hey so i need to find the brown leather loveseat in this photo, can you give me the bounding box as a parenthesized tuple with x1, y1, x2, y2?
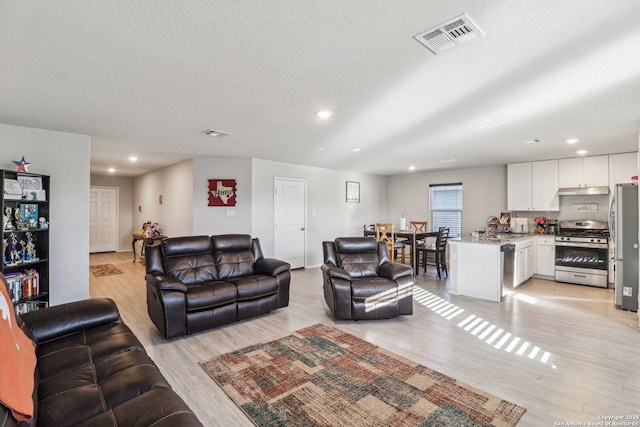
(0, 273, 202, 427)
(322, 237, 414, 320)
(145, 234, 291, 339)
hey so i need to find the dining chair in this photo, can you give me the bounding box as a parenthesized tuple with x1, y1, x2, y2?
(418, 227, 450, 279)
(410, 221, 428, 245)
(375, 223, 406, 263)
(401, 220, 428, 264)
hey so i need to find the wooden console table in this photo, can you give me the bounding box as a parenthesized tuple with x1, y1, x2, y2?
(132, 234, 167, 262)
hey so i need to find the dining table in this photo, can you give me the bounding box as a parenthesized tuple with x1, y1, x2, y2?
(364, 228, 438, 275)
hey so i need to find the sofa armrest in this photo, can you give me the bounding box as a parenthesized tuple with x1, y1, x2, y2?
(378, 263, 413, 280)
(145, 273, 188, 292)
(321, 264, 351, 281)
(254, 258, 290, 276)
(20, 298, 121, 344)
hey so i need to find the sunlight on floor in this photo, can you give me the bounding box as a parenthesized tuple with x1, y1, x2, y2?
(413, 286, 555, 368)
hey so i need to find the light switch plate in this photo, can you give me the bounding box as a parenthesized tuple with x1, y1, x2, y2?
(226, 210, 235, 217)
(623, 286, 633, 297)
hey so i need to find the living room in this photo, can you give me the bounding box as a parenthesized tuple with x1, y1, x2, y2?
(2, 1, 640, 426)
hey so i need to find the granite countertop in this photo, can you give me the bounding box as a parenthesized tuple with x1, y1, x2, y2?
(454, 233, 539, 245)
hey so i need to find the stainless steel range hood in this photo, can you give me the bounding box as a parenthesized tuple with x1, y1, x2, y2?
(557, 186, 610, 196)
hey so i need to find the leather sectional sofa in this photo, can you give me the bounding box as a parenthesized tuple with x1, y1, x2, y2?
(0, 275, 202, 427)
(322, 237, 414, 320)
(145, 234, 291, 339)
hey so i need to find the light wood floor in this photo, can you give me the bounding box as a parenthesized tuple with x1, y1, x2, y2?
(89, 252, 640, 426)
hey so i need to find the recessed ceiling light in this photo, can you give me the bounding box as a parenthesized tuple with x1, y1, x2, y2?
(316, 110, 333, 119)
(479, 123, 500, 130)
(577, 150, 588, 155)
(565, 138, 579, 144)
(524, 139, 541, 144)
(439, 158, 457, 163)
(128, 156, 138, 162)
(353, 148, 361, 152)
(409, 166, 416, 171)
(108, 167, 116, 173)
(201, 129, 231, 138)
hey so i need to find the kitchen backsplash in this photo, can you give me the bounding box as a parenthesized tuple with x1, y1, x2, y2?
(513, 194, 610, 225)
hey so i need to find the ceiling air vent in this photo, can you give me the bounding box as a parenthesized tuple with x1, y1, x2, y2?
(414, 13, 484, 55)
(201, 129, 230, 138)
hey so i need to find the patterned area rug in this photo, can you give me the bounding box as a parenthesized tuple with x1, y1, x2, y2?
(200, 323, 526, 426)
(89, 264, 123, 277)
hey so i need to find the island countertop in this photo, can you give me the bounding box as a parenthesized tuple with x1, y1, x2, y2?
(454, 233, 539, 245)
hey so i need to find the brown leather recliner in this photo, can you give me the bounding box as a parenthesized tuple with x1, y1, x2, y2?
(145, 234, 291, 338)
(321, 237, 414, 320)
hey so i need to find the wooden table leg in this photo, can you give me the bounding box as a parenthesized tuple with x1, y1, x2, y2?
(411, 234, 418, 276)
(132, 238, 137, 262)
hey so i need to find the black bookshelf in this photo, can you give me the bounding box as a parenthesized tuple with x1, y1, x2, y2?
(1, 169, 50, 314)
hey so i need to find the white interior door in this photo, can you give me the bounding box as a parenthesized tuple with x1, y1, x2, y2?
(89, 187, 118, 253)
(274, 178, 306, 269)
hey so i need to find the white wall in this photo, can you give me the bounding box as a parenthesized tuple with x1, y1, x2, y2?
(252, 159, 387, 267)
(133, 160, 193, 237)
(0, 124, 90, 305)
(90, 174, 134, 251)
(386, 165, 507, 237)
(192, 157, 252, 235)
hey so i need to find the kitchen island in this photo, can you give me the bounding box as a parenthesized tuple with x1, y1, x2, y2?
(449, 234, 535, 302)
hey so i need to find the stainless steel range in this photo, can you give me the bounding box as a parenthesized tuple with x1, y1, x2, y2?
(555, 220, 609, 287)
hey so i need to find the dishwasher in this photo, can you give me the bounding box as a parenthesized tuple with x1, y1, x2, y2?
(501, 244, 515, 290)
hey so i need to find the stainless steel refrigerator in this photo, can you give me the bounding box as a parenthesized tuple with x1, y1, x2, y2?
(611, 183, 639, 311)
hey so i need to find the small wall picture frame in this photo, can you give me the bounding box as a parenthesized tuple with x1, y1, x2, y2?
(346, 181, 360, 203)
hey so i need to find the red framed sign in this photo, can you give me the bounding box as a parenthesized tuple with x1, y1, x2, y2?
(208, 179, 237, 206)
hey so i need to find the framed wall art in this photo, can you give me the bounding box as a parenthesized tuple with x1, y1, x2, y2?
(208, 179, 237, 206)
(346, 181, 360, 203)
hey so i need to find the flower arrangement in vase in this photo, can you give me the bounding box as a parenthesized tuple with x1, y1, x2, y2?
(534, 216, 548, 234)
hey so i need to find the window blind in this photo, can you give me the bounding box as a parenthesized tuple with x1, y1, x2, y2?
(429, 183, 462, 237)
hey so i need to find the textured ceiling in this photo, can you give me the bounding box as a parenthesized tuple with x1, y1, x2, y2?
(1, 1, 639, 177)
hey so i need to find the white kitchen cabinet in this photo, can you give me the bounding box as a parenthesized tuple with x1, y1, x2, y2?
(507, 162, 532, 211)
(609, 152, 638, 192)
(507, 160, 558, 211)
(559, 155, 609, 188)
(514, 238, 534, 287)
(534, 236, 555, 278)
(531, 160, 559, 210)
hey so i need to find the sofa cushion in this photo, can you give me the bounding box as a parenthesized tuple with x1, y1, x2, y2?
(227, 275, 279, 301)
(36, 322, 144, 383)
(185, 281, 237, 311)
(211, 235, 255, 279)
(161, 235, 212, 257)
(37, 350, 171, 427)
(71, 387, 202, 427)
(337, 252, 380, 279)
(334, 237, 380, 279)
(350, 278, 397, 301)
(164, 254, 218, 285)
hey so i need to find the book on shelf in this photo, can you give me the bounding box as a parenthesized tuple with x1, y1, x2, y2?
(14, 300, 47, 315)
(4, 269, 40, 302)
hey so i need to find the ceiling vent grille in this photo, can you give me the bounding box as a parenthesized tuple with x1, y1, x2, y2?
(201, 129, 231, 138)
(414, 13, 484, 55)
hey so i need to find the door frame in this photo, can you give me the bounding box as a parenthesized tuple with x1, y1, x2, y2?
(89, 186, 119, 253)
(273, 177, 307, 268)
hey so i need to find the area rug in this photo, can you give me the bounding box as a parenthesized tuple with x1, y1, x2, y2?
(89, 264, 123, 277)
(200, 323, 526, 427)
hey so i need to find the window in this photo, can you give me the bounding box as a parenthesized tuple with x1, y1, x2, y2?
(429, 183, 462, 237)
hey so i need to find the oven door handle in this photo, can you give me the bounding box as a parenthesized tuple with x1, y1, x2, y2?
(555, 241, 608, 249)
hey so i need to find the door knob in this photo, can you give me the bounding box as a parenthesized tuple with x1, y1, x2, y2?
(301, 227, 305, 231)
(634, 243, 639, 249)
